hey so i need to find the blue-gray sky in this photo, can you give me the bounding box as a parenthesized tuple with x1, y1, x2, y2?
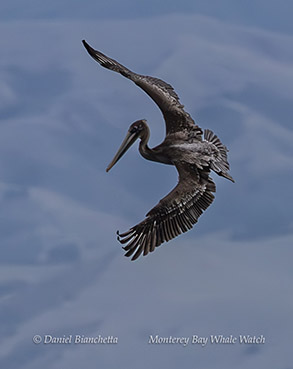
(0, 1, 292, 368)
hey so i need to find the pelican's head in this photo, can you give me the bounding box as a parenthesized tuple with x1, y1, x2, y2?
(106, 119, 148, 172)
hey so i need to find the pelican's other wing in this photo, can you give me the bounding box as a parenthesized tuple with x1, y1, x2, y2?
(82, 40, 199, 135)
(117, 163, 215, 261)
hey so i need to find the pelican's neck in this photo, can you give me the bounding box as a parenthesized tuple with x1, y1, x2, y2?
(139, 141, 153, 160)
(138, 123, 171, 164)
(138, 125, 153, 161)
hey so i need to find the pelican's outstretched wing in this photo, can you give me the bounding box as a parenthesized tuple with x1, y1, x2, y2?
(117, 163, 216, 261)
(82, 40, 200, 136)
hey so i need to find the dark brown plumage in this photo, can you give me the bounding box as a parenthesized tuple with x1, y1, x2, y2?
(82, 40, 234, 261)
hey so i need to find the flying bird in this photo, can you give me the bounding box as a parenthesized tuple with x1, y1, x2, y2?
(82, 40, 234, 261)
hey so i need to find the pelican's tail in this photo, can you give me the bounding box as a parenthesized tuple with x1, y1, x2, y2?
(204, 129, 235, 183)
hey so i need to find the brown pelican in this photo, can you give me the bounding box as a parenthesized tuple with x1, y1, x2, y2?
(82, 40, 234, 261)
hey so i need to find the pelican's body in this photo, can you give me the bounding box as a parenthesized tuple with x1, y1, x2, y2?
(83, 40, 234, 260)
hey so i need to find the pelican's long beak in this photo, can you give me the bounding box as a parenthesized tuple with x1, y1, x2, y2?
(106, 130, 139, 172)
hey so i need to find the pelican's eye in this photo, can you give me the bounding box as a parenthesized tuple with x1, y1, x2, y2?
(130, 124, 143, 134)
(129, 126, 138, 133)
